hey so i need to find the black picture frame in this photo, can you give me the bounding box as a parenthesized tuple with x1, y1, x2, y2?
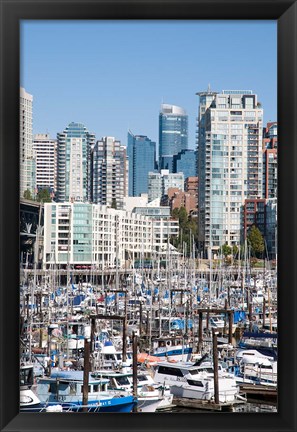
(0, 1, 296, 431)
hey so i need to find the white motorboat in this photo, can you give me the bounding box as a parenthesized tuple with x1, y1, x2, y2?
(235, 349, 277, 387)
(93, 370, 172, 412)
(153, 361, 240, 403)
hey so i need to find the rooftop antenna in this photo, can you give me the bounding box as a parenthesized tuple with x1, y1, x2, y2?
(207, 83, 211, 93)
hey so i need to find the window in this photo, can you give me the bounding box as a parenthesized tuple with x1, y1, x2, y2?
(157, 366, 184, 377)
(187, 379, 204, 387)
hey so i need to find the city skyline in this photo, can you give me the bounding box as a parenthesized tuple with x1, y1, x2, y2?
(21, 21, 277, 148)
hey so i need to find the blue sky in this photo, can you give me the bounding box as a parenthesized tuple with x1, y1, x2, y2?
(21, 20, 277, 149)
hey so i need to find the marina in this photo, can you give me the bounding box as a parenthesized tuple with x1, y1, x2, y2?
(20, 257, 278, 413)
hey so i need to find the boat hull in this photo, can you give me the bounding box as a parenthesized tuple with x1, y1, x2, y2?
(21, 396, 136, 413)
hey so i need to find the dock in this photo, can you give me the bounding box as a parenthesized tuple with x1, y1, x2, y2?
(239, 384, 277, 402)
(172, 397, 246, 412)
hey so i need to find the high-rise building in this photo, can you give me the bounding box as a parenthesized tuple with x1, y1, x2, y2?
(20, 87, 35, 198)
(33, 134, 57, 194)
(262, 122, 277, 199)
(197, 89, 263, 257)
(173, 149, 197, 179)
(148, 169, 184, 202)
(127, 131, 156, 196)
(159, 104, 188, 172)
(92, 136, 128, 209)
(265, 198, 277, 259)
(57, 122, 95, 203)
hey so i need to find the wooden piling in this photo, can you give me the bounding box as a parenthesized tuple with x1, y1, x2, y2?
(249, 303, 253, 332)
(228, 312, 233, 344)
(82, 337, 90, 412)
(90, 318, 96, 360)
(132, 332, 138, 413)
(206, 311, 209, 330)
(198, 312, 203, 352)
(263, 300, 266, 328)
(212, 329, 219, 405)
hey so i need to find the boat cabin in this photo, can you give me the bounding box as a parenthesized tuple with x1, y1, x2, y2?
(20, 364, 34, 389)
(37, 371, 109, 403)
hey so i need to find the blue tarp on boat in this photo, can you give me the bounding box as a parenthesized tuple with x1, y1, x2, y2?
(233, 310, 246, 323)
(73, 294, 85, 306)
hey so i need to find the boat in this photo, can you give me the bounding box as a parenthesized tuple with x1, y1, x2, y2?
(92, 369, 172, 412)
(20, 363, 44, 412)
(92, 340, 133, 370)
(238, 332, 278, 360)
(153, 361, 240, 403)
(152, 336, 193, 362)
(36, 370, 136, 412)
(234, 349, 277, 387)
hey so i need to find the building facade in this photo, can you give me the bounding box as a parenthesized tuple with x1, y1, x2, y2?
(127, 131, 156, 197)
(159, 104, 188, 172)
(168, 188, 198, 215)
(43, 202, 178, 268)
(57, 122, 95, 203)
(148, 169, 184, 202)
(20, 87, 35, 198)
(197, 89, 263, 257)
(92, 136, 128, 209)
(265, 198, 277, 259)
(173, 149, 197, 179)
(262, 122, 278, 199)
(33, 134, 57, 194)
(243, 198, 266, 239)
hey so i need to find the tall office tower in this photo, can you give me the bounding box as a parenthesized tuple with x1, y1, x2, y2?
(20, 87, 35, 198)
(92, 136, 128, 209)
(57, 122, 95, 202)
(33, 134, 57, 193)
(159, 103, 188, 172)
(148, 169, 184, 202)
(262, 122, 278, 199)
(127, 131, 156, 196)
(173, 149, 197, 179)
(196, 89, 263, 257)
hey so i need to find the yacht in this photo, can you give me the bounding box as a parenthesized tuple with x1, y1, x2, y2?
(92, 369, 173, 412)
(153, 361, 240, 403)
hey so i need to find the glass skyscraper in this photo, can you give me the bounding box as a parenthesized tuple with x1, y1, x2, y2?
(127, 131, 156, 196)
(159, 104, 188, 172)
(57, 122, 95, 203)
(173, 149, 197, 179)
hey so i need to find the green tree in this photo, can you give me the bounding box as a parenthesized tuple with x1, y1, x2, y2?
(170, 206, 199, 256)
(172, 208, 180, 220)
(247, 225, 265, 258)
(36, 188, 52, 203)
(232, 244, 239, 257)
(178, 206, 188, 229)
(220, 244, 232, 257)
(23, 189, 33, 200)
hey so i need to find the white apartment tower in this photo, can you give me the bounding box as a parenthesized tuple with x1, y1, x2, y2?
(92, 137, 128, 209)
(197, 89, 263, 257)
(57, 122, 95, 202)
(33, 134, 57, 193)
(20, 87, 35, 197)
(148, 169, 184, 202)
